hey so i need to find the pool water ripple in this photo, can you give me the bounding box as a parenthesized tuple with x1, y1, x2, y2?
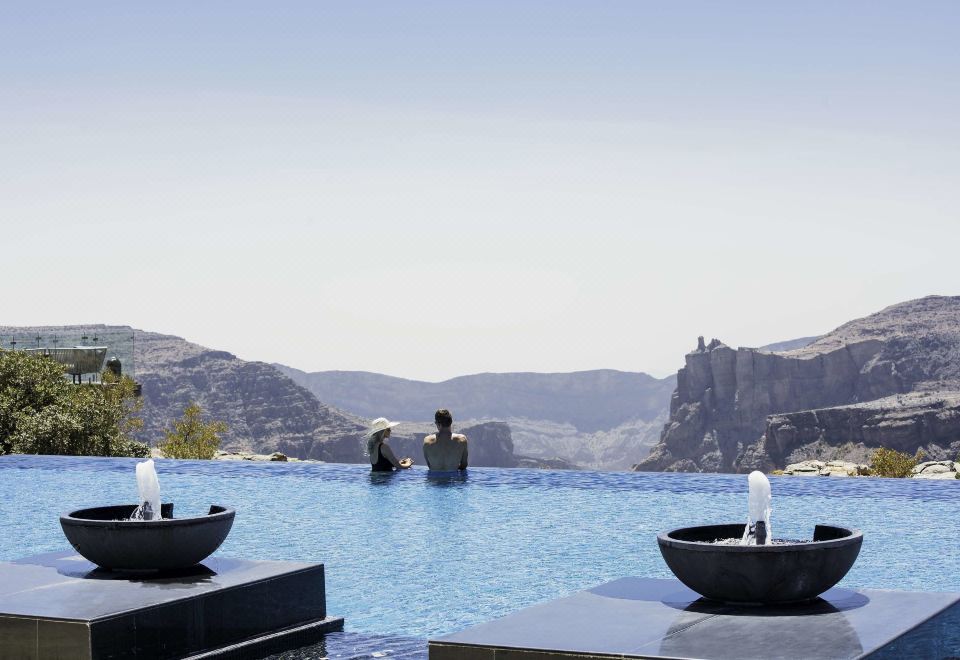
(1, 455, 958, 641)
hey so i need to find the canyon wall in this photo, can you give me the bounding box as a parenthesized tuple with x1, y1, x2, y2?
(635, 296, 960, 473)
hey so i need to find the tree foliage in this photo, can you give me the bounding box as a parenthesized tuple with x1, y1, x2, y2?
(158, 403, 227, 460)
(870, 446, 924, 478)
(0, 350, 148, 457)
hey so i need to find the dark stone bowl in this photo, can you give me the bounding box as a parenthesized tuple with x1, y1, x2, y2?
(657, 523, 862, 605)
(60, 503, 235, 571)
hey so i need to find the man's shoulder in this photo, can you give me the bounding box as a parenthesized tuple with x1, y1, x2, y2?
(423, 434, 437, 445)
(453, 434, 468, 443)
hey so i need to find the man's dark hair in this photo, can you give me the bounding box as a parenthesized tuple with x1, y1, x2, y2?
(434, 408, 453, 428)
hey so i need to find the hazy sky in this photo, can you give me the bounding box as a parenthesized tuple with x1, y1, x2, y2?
(2, 2, 958, 380)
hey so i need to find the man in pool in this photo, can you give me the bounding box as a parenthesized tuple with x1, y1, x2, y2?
(422, 408, 468, 471)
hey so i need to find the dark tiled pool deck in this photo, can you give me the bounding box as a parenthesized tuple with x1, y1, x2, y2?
(430, 577, 960, 659)
(0, 551, 343, 659)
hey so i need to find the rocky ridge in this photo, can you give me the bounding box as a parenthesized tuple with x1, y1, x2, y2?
(636, 296, 960, 473)
(131, 329, 367, 460)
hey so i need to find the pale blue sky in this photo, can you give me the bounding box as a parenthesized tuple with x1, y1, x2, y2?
(2, 2, 958, 380)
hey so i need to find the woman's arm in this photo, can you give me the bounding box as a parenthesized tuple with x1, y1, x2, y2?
(379, 443, 411, 469)
(458, 443, 468, 471)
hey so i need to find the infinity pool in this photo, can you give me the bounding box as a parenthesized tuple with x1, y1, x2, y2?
(1, 456, 957, 647)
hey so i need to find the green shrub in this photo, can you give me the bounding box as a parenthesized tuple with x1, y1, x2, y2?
(158, 403, 227, 459)
(118, 439, 151, 458)
(870, 447, 924, 478)
(0, 350, 144, 457)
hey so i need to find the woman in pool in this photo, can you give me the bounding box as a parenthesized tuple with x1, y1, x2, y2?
(366, 417, 413, 471)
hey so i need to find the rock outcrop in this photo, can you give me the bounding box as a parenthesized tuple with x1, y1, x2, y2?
(781, 460, 870, 477)
(779, 458, 960, 479)
(763, 392, 960, 467)
(911, 460, 958, 479)
(636, 296, 960, 473)
(211, 450, 291, 462)
(635, 337, 888, 472)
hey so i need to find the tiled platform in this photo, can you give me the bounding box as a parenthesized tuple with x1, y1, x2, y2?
(430, 577, 960, 659)
(0, 551, 343, 660)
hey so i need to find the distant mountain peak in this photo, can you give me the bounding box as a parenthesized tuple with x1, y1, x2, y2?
(272, 365, 675, 433)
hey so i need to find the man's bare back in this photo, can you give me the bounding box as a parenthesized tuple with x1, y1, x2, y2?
(423, 409, 468, 471)
(423, 430, 468, 471)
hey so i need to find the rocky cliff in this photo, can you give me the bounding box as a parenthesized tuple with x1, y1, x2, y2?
(636, 296, 960, 473)
(131, 329, 367, 460)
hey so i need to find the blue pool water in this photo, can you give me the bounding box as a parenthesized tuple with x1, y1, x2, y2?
(1, 455, 957, 642)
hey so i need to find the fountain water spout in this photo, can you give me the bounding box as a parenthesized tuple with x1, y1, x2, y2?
(132, 460, 162, 521)
(741, 470, 772, 545)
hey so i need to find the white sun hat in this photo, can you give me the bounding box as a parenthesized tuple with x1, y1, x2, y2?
(367, 417, 400, 437)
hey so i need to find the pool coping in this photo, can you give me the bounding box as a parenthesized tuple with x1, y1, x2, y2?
(429, 576, 960, 659)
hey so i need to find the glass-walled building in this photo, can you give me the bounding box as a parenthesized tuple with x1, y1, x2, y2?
(0, 326, 136, 383)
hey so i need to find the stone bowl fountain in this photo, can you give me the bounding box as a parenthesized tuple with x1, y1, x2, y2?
(657, 471, 862, 605)
(657, 522, 863, 604)
(60, 503, 235, 571)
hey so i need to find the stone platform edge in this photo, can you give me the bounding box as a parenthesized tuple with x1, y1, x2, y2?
(186, 616, 344, 659)
(427, 577, 960, 660)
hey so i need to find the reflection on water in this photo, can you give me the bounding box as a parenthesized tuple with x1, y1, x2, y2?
(12, 550, 222, 586)
(658, 592, 866, 659)
(267, 631, 426, 659)
(425, 471, 469, 488)
(368, 469, 469, 488)
(658, 587, 870, 615)
(80, 563, 218, 588)
(368, 471, 399, 486)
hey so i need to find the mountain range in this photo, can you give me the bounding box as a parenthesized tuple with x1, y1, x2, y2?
(5, 294, 958, 473)
(1, 325, 664, 468)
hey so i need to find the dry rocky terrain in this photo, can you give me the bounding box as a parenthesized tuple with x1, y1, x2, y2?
(636, 296, 960, 473)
